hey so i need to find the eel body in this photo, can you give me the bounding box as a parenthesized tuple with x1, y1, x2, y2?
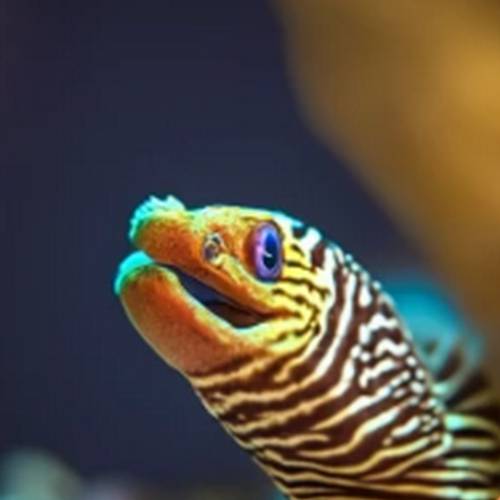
(115, 195, 500, 499)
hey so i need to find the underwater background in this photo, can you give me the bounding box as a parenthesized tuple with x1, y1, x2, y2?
(3, 1, 499, 499)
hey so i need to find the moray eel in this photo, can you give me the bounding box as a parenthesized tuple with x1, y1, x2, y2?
(115, 195, 500, 499)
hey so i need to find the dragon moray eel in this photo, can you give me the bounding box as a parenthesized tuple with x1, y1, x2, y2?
(115, 195, 500, 499)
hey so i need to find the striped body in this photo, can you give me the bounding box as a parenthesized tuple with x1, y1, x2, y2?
(191, 236, 500, 499)
(117, 197, 500, 500)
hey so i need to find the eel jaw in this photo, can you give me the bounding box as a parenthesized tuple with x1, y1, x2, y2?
(115, 252, 266, 376)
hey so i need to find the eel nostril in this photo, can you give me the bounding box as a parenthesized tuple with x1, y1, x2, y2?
(203, 233, 223, 262)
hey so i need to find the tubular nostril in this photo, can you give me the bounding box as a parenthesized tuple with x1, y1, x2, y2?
(162, 195, 185, 211)
(129, 195, 185, 242)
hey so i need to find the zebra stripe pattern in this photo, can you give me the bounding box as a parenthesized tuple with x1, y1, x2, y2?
(189, 224, 500, 500)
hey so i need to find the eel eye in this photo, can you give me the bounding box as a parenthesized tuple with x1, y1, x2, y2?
(252, 223, 282, 281)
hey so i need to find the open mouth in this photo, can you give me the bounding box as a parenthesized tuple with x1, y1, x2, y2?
(116, 251, 263, 329)
(175, 270, 263, 328)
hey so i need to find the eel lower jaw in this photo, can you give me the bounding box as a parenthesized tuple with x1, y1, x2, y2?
(115, 252, 269, 374)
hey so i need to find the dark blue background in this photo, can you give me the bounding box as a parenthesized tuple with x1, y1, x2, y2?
(1, 0, 415, 488)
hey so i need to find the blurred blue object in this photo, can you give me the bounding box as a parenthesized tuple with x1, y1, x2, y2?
(383, 271, 484, 374)
(0, 448, 281, 500)
(0, 449, 82, 500)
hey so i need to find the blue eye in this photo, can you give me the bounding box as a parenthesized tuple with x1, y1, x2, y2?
(252, 223, 282, 281)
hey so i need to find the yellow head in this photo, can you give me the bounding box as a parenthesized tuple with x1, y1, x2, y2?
(115, 195, 336, 377)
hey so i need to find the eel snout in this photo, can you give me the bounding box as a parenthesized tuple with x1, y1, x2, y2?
(115, 196, 265, 376)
